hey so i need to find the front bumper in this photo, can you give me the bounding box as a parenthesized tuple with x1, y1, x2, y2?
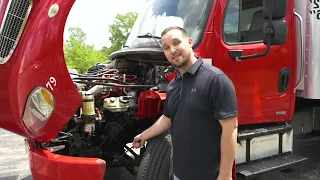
(25, 139, 106, 180)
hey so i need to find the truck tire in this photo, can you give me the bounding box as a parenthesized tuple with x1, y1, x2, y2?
(137, 131, 173, 180)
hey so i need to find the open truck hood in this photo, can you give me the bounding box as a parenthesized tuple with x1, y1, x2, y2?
(0, 0, 82, 142)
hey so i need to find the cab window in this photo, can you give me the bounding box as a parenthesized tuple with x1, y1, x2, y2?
(223, 0, 264, 44)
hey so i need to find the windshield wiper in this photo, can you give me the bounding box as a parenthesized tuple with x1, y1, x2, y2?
(137, 32, 162, 48)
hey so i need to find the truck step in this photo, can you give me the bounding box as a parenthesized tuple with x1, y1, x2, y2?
(236, 153, 308, 180)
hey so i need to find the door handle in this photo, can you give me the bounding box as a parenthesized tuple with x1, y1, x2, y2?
(278, 67, 291, 93)
(229, 50, 243, 62)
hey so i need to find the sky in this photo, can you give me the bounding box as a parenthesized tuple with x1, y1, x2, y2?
(64, 0, 146, 49)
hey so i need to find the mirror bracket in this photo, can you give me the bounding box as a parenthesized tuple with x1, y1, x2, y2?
(265, 27, 274, 37)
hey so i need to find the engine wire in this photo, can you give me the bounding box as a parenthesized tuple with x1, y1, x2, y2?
(73, 80, 156, 89)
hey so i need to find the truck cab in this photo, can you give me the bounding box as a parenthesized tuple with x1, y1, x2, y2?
(111, 0, 309, 178)
(0, 0, 316, 179)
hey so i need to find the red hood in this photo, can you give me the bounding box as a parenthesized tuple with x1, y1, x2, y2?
(0, 0, 82, 142)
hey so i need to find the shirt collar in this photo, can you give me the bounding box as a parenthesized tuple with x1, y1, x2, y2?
(176, 58, 203, 79)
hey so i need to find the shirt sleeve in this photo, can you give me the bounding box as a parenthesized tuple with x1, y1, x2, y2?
(163, 97, 171, 118)
(210, 74, 238, 120)
(162, 87, 171, 118)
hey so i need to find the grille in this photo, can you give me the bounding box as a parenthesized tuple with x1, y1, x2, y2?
(0, 0, 32, 64)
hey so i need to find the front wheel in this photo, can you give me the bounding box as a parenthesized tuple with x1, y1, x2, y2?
(137, 131, 173, 180)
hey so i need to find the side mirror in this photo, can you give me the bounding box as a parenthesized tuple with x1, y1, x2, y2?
(263, 0, 288, 19)
(263, 19, 288, 45)
(229, 0, 288, 61)
(263, 0, 288, 46)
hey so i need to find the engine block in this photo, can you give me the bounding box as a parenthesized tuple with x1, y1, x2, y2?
(104, 96, 137, 113)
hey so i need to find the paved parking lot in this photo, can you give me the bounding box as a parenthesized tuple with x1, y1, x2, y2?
(0, 128, 32, 180)
(0, 128, 320, 180)
(255, 132, 320, 180)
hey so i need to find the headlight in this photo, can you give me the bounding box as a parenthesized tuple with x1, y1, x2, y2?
(22, 87, 55, 134)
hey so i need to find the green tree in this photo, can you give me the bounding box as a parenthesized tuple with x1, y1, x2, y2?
(102, 11, 138, 56)
(64, 12, 138, 72)
(64, 27, 107, 73)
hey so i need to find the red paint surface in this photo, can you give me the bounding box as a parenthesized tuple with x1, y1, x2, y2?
(0, 0, 82, 141)
(138, 90, 166, 119)
(288, 0, 298, 120)
(26, 139, 106, 180)
(206, 0, 295, 125)
(0, 0, 298, 179)
(0, 0, 297, 134)
(165, 72, 176, 82)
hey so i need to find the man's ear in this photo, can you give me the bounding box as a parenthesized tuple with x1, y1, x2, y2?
(188, 38, 193, 47)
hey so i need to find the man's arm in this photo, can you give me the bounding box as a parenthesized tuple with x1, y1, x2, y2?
(133, 114, 171, 148)
(209, 74, 238, 179)
(218, 116, 238, 178)
(142, 114, 172, 140)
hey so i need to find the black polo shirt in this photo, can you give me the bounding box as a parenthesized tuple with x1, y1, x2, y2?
(163, 58, 238, 180)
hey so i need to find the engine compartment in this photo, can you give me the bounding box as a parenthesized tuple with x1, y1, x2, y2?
(38, 58, 176, 169)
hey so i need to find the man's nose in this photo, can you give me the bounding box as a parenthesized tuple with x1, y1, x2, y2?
(170, 46, 176, 53)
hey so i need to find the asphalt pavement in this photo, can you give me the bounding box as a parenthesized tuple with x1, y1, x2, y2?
(0, 128, 32, 180)
(254, 132, 320, 180)
(0, 128, 320, 180)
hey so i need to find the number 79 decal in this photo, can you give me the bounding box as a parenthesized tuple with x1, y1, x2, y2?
(46, 77, 57, 91)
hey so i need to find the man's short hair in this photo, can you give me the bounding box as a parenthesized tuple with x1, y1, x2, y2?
(161, 26, 188, 38)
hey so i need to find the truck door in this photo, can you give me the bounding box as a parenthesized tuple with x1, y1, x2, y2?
(212, 0, 294, 125)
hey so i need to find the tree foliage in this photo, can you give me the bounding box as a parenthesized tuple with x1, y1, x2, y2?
(108, 12, 138, 50)
(64, 11, 138, 73)
(64, 27, 107, 73)
(101, 12, 138, 57)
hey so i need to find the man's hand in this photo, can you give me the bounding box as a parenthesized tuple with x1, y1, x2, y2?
(132, 133, 146, 148)
(132, 114, 171, 149)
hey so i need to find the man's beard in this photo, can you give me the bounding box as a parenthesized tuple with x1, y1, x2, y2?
(172, 52, 190, 68)
(174, 58, 189, 68)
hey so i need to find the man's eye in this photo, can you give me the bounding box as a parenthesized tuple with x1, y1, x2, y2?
(173, 41, 180, 46)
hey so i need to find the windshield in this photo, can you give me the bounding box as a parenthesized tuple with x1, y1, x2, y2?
(125, 0, 214, 48)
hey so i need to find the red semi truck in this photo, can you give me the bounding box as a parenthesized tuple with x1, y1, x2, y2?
(0, 0, 317, 179)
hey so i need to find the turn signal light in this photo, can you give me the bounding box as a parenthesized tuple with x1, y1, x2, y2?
(22, 87, 55, 134)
